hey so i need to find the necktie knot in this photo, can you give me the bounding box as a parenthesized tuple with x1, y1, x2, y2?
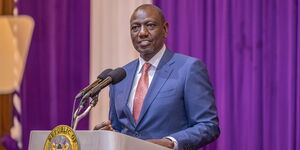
(143, 63, 151, 73)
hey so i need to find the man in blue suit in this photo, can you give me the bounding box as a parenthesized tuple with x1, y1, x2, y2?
(95, 4, 220, 150)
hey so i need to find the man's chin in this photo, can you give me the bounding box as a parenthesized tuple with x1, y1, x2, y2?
(137, 47, 154, 54)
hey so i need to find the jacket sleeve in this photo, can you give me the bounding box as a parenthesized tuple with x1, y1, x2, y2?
(169, 59, 220, 150)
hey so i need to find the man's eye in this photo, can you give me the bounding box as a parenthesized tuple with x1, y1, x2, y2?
(147, 24, 155, 29)
(131, 26, 139, 31)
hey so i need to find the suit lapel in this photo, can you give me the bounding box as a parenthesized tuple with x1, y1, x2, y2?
(136, 49, 175, 126)
(118, 60, 139, 127)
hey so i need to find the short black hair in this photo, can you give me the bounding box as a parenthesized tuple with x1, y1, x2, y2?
(132, 4, 166, 23)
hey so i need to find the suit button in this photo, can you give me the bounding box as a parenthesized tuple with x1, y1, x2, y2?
(134, 132, 139, 136)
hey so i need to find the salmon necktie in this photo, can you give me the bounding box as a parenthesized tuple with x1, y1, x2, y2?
(133, 63, 152, 123)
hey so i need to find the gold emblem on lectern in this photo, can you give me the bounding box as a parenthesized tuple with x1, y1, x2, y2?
(43, 125, 78, 150)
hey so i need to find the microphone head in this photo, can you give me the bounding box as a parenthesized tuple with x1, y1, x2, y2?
(97, 69, 113, 79)
(108, 68, 126, 84)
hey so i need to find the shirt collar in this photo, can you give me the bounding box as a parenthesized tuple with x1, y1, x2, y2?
(137, 44, 166, 73)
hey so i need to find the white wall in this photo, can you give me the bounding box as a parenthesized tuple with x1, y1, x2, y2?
(89, 0, 152, 129)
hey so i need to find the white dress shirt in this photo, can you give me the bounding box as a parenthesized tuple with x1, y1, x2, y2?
(127, 44, 178, 150)
(127, 44, 166, 112)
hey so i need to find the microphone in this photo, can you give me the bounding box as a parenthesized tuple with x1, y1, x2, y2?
(82, 68, 126, 99)
(75, 69, 113, 99)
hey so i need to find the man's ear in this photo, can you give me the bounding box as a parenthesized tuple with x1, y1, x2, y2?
(163, 22, 169, 38)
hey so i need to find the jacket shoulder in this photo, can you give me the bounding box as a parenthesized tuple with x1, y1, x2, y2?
(122, 59, 138, 70)
(172, 52, 205, 67)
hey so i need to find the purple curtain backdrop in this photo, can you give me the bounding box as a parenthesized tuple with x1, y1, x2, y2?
(154, 0, 300, 150)
(18, 0, 90, 149)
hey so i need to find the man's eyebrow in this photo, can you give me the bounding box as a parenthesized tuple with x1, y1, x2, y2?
(130, 22, 140, 26)
(146, 21, 158, 24)
(130, 24, 140, 27)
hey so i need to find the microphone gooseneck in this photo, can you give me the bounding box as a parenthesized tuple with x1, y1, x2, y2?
(72, 67, 126, 130)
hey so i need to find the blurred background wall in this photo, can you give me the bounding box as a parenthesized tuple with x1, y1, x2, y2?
(0, 0, 299, 150)
(17, 0, 90, 149)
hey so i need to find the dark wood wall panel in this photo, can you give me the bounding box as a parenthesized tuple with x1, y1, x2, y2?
(0, 94, 13, 150)
(0, 0, 14, 15)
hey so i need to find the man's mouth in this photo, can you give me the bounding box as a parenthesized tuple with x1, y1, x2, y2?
(139, 40, 151, 47)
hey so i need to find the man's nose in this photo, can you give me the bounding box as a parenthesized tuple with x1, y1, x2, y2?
(138, 25, 149, 38)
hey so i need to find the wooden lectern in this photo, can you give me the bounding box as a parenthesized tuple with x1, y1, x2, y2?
(29, 130, 171, 150)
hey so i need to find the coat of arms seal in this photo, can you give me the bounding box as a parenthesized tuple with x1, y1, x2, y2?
(43, 125, 79, 150)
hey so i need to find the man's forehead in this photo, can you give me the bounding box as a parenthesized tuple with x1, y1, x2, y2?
(130, 7, 162, 23)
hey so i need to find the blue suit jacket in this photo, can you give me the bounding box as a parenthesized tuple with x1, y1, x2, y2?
(109, 49, 220, 150)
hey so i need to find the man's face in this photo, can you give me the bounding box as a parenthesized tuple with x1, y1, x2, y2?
(130, 7, 168, 61)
